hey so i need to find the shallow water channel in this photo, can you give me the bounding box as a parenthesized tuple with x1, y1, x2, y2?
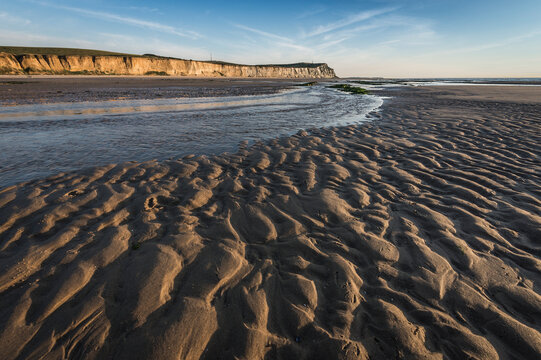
(0, 85, 383, 188)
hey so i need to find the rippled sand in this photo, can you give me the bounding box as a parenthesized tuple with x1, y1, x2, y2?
(0, 86, 540, 359)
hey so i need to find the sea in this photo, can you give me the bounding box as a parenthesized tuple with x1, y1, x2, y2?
(349, 77, 541, 87)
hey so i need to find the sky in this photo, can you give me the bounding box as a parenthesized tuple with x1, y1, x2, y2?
(1, 0, 540, 77)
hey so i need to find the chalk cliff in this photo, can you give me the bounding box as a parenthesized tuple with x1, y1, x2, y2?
(0, 52, 336, 78)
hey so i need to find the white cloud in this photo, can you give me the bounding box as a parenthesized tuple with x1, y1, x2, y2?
(296, 6, 327, 20)
(315, 38, 349, 50)
(0, 12, 31, 25)
(305, 7, 397, 37)
(31, 1, 201, 39)
(232, 24, 311, 52)
(0, 29, 95, 48)
(232, 24, 293, 43)
(96, 33, 209, 59)
(126, 6, 161, 14)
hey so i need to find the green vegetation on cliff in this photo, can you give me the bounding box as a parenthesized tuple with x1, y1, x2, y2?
(0, 46, 337, 77)
(0, 47, 331, 68)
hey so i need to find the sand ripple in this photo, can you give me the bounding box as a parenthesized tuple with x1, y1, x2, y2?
(0, 87, 540, 359)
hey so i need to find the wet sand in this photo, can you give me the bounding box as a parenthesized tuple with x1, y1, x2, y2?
(0, 76, 311, 105)
(0, 85, 540, 359)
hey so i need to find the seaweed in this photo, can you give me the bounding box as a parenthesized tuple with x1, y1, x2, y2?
(297, 81, 318, 86)
(328, 84, 369, 94)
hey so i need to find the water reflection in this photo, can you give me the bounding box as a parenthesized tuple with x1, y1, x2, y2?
(0, 86, 383, 188)
(0, 88, 310, 121)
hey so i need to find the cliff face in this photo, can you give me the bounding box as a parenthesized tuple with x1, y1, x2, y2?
(0, 53, 336, 78)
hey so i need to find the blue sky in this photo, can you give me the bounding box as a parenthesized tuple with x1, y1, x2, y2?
(1, 0, 540, 77)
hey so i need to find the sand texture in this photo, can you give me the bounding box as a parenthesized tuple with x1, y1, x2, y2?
(0, 86, 540, 359)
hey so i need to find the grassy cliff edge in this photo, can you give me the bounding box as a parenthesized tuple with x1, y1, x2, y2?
(0, 46, 337, 78)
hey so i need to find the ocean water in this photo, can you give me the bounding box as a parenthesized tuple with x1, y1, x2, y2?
(407, 78, 541, 86)
(408, 77, 541, 85)
(0, 85, 383, 188)
(349, 77, 541, 88)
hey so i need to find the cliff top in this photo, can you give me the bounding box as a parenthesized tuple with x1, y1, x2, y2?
(0, 46, 329, 68)
(0, 46, 137, 57)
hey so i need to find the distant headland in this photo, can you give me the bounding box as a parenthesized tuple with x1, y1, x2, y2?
(0, 46, 337, 78)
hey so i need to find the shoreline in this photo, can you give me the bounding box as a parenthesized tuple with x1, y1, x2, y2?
(0, 76, 322, 106)
(0, 84, 383, 189)
(0, 85, 540, 359)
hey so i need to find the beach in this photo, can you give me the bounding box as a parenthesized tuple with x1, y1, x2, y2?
(0, 78, 380, 188)
(0, 84, 540, 359)
(0, 76, 300, 105)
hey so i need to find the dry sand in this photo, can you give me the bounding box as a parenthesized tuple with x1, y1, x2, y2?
(0, 85, 540, 359)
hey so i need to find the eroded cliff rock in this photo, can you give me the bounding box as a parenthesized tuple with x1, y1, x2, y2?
(0, 52, 336, 78)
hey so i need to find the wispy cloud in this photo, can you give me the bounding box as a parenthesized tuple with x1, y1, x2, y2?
(96, 33, 209, 59)
(315, 15, 436, 48)
(379, 39, 400, 46)
(0, 11, 31, 25)
(31, 1, 201, 39)
(127, 6, 161, 14)
(296, 6, 327, 20)
(232, 23, 311, 51)
(319, 23, 384, 43)
(275, 42, 311, 51)
(233, 24, 293, 43)
(305, 7, 397, 37)
(0, 29, 95, 48)
(315, 38, 349, 50)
